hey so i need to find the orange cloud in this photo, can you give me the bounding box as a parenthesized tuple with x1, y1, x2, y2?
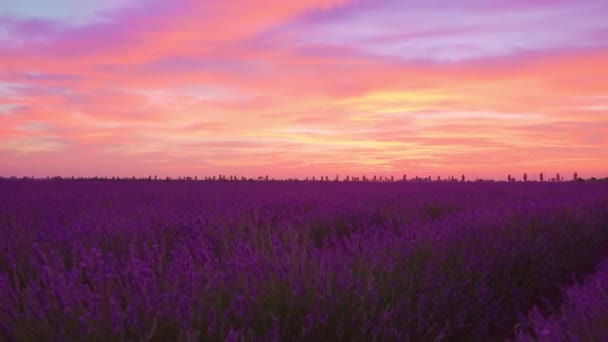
(1, 0, 607, 178)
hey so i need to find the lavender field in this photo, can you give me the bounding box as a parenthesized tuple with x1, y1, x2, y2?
(1, 180, 608, 341)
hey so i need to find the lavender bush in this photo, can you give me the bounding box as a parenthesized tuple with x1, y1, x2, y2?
(1, 180, 607, 340)
(516, 259, 608, 341)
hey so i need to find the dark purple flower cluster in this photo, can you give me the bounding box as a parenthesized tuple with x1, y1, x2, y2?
(1, 180, 607, 340)
(516, 259, 608, 341)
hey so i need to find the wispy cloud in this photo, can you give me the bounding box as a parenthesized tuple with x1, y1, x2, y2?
(1, 0, 607, 178)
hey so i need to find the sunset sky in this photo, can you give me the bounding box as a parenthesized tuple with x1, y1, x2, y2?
(1, 0, 607, 179)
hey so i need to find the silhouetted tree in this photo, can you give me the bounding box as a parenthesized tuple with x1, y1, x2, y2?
(461, 174, 465, 182)
(403, 174, 407, 181)
(508, 174, 511, 182)
(523, 173, 527, 182)
(574, 172, 578, 181)
(540, 172, 544, 182)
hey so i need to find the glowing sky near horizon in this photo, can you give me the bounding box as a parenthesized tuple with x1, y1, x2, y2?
(1, 0, 607, 179)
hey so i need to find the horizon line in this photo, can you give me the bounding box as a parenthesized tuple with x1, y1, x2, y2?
(2, 174, 605, 183)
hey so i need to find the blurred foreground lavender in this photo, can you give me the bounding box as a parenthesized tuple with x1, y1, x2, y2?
(517, 259, 608, 341)
(1, 180, 607, 341)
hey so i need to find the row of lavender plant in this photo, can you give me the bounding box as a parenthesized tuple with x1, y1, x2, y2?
(1, 181, 607, 340)
(516, 258, 608, 341)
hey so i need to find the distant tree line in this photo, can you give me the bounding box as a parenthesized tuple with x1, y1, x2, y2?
(2, 172, 605, 183)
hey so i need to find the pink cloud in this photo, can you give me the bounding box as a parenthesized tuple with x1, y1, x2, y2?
(1, 0, 607, 178)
